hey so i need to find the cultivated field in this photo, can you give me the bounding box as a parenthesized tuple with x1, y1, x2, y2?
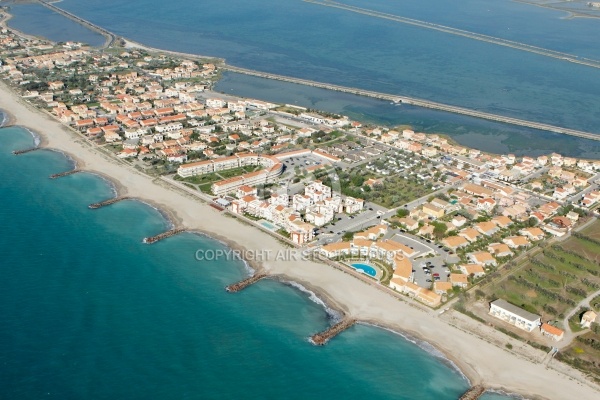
(482, 234, 600, 320)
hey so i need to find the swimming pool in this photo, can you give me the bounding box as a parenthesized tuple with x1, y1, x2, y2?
(351, 263, 377, 277)
(259, 220, 277, 231)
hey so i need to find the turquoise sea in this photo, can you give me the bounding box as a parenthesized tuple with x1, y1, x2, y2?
(0, 124, 519, 398)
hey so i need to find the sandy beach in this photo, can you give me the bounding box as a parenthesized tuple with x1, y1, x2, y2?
(1, 82, 599, 400)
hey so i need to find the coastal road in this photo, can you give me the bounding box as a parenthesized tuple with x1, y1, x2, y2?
(560, 289, 600, 349)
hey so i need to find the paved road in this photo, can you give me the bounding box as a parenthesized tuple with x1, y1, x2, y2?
(560, 289, 600, 349)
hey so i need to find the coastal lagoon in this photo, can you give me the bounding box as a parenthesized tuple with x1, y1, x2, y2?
(5, 2, 105, 47)
(215, 71, 600, 159)
(7, 0, 600, 157)
(0, 125, 518, 399)
(54, 0, 600, 135)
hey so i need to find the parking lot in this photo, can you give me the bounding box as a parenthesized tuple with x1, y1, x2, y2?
(411, 255, 451, 289)
(315, 202, 388, 244)
(281, 154, 328, 172)
(316, 221, 456, 290)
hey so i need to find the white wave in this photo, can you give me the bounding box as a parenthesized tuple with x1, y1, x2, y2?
(21, 127, 41, 147)
(0, 112, 7, 128)
(44, 147, 78, 169)
(134, 199, 175, 230)
(360, 321, 471, 385)
(241, 259, 255, 275)
(183, 230, 254, 275)
(86, 172, 119, 197)
(284, 280, 342, 322)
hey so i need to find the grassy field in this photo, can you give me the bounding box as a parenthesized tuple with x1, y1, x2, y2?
(480, 222, 600, 321)
(365, 175, 434, 208)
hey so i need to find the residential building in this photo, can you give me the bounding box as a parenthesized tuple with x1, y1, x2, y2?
(541, 323, 564, 341)
(581, 311, 597, 328)
(450, 273, 468, 288)
(489, 299, 541, 332)
(459, 264, 486, 278)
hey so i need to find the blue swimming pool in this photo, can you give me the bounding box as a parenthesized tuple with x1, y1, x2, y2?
(351, 263, 377, 277)
(260, 221, 277, 231)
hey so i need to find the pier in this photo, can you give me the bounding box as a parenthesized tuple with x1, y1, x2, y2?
(12, 147, 39, 155)
(88, 196, 131, 209)
(459, 385, 486, 400)
(223, 64, 600, 142)
(37, 0, 116, 48)
(143, 228, 186, 244)
(310, 318, 356, 346)
(49, 169, 80, 179)
(225, 273, 268, 292)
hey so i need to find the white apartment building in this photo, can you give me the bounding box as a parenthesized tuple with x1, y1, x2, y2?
(489, 299, 541, 332)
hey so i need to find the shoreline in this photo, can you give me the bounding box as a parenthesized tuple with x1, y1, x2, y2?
(0, 32, 599, 400)
(1, 84, 599, 399)
(0, 79, 592, 396)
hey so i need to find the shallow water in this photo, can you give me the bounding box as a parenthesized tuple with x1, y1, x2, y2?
(0, 125, 496, 399)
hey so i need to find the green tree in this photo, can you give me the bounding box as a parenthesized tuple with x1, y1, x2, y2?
(431, 221, 447, 239)
(351, 175, 364, 187)
(396, 208, 409, 218)
(527, 217, 538, 227)
(342, 232, 354, 241)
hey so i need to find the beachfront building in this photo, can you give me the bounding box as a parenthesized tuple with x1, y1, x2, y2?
(397, 282, 442, 307)
(540, 323, 564, 342)
(320, 238, 415, 263)
(489, 299, 541, 332)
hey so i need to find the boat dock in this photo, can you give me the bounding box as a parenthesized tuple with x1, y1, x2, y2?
(12, 147, 39, 155)
(310, 318, 356, 346)
(225, 273, 268, 292)
(143, 228, 186, 244)
(49, 169, 81, 179)
(88, 196, 131, 209)
(459, 385, 486, 400)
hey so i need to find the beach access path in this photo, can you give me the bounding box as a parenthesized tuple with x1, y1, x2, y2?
(1, 83, 599, 400)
